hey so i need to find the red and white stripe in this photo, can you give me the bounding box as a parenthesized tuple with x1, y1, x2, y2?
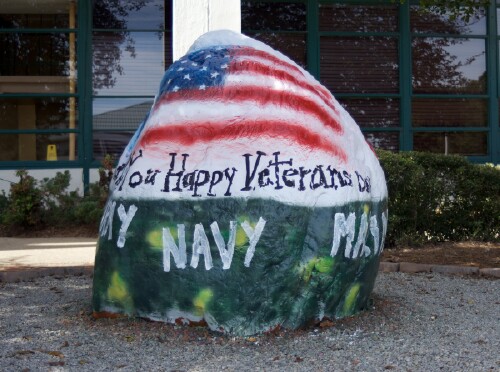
(139, 46, 347, 162)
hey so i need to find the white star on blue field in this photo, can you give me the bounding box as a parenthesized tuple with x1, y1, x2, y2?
(158, 47, 235, 97)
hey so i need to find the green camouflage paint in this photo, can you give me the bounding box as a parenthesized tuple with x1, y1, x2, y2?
(93, 198, 387, 335)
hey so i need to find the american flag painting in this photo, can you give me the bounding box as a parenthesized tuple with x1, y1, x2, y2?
(134, 45, 347, 161)
(113, 31, 387, 205)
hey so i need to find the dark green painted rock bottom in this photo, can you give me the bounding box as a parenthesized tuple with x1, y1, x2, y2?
(93, 198, 387, 335)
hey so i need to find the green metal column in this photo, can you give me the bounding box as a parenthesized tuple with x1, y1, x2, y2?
(489, 2, 500, 164)
(399, 2, 412, 151)
(307, 0, 320, 79)
(78, 1, 93, 193)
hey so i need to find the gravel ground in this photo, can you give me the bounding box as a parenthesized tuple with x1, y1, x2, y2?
(0, 272, 498, 371)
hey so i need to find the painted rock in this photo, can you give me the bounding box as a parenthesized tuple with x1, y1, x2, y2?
(92, 30, 388, 335)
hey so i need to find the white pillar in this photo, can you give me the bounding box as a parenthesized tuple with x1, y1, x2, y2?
(172, 0, 241, 61)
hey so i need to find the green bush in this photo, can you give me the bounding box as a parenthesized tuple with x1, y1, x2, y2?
(3, 170, 43, 227)
(39, 170, 78, 225)
(377, 150, 500, 246)
(0, 191, 9, 221)
(72, 181, 110, 225)
(0, 158, 114, 231)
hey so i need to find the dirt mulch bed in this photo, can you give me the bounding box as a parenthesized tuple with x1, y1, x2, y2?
(382, 241, 500, 269)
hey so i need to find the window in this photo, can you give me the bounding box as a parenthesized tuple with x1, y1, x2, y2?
(318, 2, 400, 148)
(0, 0, 79, 162)
(319, 36, 399, 94)
(0, 1, 498, 173)
(92, 0, 172, 161)
(241, 1, 498, 161)
(410, 4, 488, 156)
(241, 1, 307, 68)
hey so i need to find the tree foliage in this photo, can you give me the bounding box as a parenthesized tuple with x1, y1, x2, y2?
(0, 1, 149, 91)
(415, 0, 490, 22)
(91, 0, 149, 91)
(410, 4, 487, 95)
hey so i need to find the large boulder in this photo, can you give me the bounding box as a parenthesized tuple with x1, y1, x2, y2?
(92, 30, 388, 335)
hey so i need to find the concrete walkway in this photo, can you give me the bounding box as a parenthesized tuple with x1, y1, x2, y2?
(0, 237, 498, 282)
(0, 237, 96, 282)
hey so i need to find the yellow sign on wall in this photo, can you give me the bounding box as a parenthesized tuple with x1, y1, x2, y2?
(47, 144, 57, 161)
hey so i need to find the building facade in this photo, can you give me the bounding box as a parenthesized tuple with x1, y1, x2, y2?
(1, 0, 499, 191)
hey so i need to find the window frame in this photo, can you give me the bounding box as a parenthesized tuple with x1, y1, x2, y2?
(0, 14, 83, 167)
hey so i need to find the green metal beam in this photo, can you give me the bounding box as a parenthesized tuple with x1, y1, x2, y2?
(490, 2, 500, 164)
(79, 0, 93, 193)
(307, 0, 320, 79)
(399, 2, 412, 151)
(0, 129, 79, 135)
